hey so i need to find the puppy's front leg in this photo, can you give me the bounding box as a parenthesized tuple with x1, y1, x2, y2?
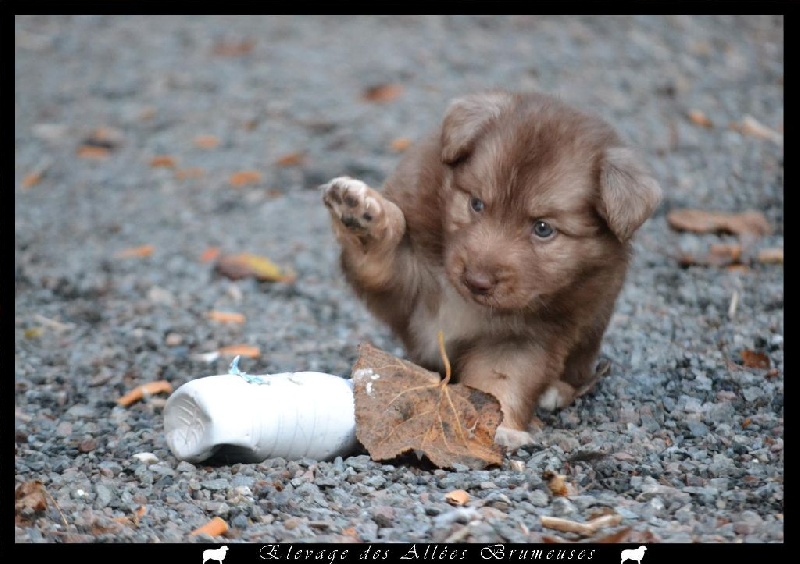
(321, 176, 406, 291)
(457, 344, 560, 451)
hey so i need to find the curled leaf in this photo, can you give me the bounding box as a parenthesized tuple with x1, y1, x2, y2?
(115, 244, 155, 259)
(193, 135, 220, 149)
(150, 155, 177, 168)
(362, 83, 404, 103)
(275, 151, 306, 166)
(667, 208, 772, 236)
(117, 380, 174, 406)
(217, 344, 260, 358)
(207, 311, 246, 324)
(215, 252, 296, 283)
(229, 170, 263, 187)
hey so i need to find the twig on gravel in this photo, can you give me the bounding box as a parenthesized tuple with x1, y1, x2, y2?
(540, 514, 623, 536)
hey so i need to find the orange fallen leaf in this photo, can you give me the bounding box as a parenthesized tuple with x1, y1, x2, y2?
(667, 208, 772, 236)
(275, 151, 306, 166)
(200, 246, 221, 262)
(742, 417, 752, 429)
(175, 167, 206, 180)
(190, 516, 229, 536)
(150, 155, 177, 168)
(117, 380, 174, 406)
(362, 83, 404, 103)
(351, 341, 504, 470)
(229, 170, 263, 187)
(22, 171, 43, 189)
(758, 247, 783, 264)
(212, 39, 255, 57)
(445, 489, 470, 506)
(218, 344, 261, 358)
(688, 109, 713, 128)
(115, 244, 155, 259)
(193, 134, 220, 149)
(390, 137, 412, 152)
(215, 252, 296, 283)
(740, 350, 770, 369)
(207, 311, 246, 324)
(77, 145, 111, 159)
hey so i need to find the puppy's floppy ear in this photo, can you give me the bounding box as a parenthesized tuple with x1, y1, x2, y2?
(598, 147, 663, 242)
(441, 92, 513, 165)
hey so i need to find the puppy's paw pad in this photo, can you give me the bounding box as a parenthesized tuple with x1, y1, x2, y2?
(494, 426, 535, 451)
(321, 176, 383, 234)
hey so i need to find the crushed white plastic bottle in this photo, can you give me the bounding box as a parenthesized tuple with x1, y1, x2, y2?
(163, 357, 358, 463)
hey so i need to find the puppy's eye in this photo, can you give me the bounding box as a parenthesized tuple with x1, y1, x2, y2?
(470, 197, 485, 213)
(532, 220, 555, 239)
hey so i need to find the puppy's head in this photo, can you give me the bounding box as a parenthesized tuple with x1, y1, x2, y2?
(439, 91, 662, 310)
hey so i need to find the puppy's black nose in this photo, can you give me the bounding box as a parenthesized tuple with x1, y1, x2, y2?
(463, 270, 495, 295)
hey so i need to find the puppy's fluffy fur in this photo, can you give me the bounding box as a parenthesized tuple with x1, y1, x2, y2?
(323, 91, 662, 448)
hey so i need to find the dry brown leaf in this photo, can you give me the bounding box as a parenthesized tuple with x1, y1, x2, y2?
(362, 83, 404, 103)
(740, 349, 771, 369)
(229, 170, 263, 186)
(542, 470, 575, 497)
(212, 39, 255, 57)
(200, 246, 221, 263)
(190, 516, 229, 536)
(758, 247, 783, 264)
(150, 155, 177, 168)
(218, 344, 261, 359)
(352, 342, 503, 470)
(15, 480, 48, 514)
(193, 135, 220, 149)
(667, 208, 772, 236)
(115, 244, 155, 259)
(207, 310, 246, 324)
(445, 489, 470, 506)
(688, 109, 713, 128)
(390, 137, 412, 152)
(742, 417, 752, 429)
(83, 126, 124, 149)
(175, 167, 206, 180)
(275, 151, 306, 166)
(215, 252, 296, 282)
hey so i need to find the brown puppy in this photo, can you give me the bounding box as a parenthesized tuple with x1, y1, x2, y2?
(322, 91, 662, 449)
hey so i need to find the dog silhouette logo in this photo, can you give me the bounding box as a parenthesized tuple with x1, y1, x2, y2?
(203, 546, 229, 564)
(620, 546, 646, 564)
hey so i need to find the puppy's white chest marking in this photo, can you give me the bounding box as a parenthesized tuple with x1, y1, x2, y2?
(410, 279, 487, 367)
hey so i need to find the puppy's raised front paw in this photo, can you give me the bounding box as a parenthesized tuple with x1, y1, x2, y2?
(321, 176, 387, 240)
(494, 425, 535, 451)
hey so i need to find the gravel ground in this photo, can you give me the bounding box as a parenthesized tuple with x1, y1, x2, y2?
(15, 15, 783, 543)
